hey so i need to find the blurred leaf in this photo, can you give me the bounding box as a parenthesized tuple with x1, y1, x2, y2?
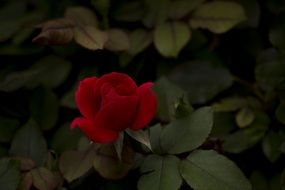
(168, 0, 205, 19)
(126, 129, 152, 151)
(169, 61, 233, 104)
(190, 1, 247, 33)
(138, 155, 182, 190)
(154, 21, 191, 57)
(143, 0, 170, 28)
(33, 18, 75, 45)
(31, 167, 61, 190)
(51, 123, 82, 153)
(18, 172, 33, 190)
(0, 69, 41, 92)
(262, 131, 284, 163)
(265, 0, 285, 14)
(276, 101, 285, 125)
(128, 29, 152, 55)
(269, 16, 285, 54)
(152, 77, 191, 121)
(212, 97, 246, 112)
(238, 0, 260, 28)
(59, 144, 97, 182)
(0, 146, 7, 157)
(10, 119, 48, 166)
(0, 158, 20, 190)
(113, 1, 145, 22)
(27, 55, 72, 88)
(0, 116, 19, 142)
(29, 87, 59, 130)
(160, 107, 213, 154)
(255, 50, 285, 91)
(235, 107, 255, 128)
(250, 171, 269, 190)
(223, 111, 269, 153)
(64, 6, 98, 27)
(180, 150, 252, 190)
(93, 144, 135, 180)
(0, 2, 26, 42)
(10, 157, 36, 171)
(92, 0, 110, 17)
(73, 26, 108, 50)
(211, 112, 235, 138)
(104, 29, 130, 51)
(61, 85, 76, 109)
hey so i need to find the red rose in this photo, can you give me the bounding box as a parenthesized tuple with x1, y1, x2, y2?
(71, 72, 157, 143)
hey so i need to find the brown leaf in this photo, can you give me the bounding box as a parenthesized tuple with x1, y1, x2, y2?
(31, 167, 60, 190)
(104, 29, 130, 51)
(64, 6, 98, 27)
(32, 18, 75, 45)
(73, 25, 108, 50)
(18, 172, 33, 190)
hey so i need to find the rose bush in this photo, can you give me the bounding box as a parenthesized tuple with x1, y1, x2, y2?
(71, 72, 157, 143)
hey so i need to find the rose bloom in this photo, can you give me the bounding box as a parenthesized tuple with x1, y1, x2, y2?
(71, 72, 157, 143)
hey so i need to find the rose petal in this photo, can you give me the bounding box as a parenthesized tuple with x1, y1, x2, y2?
(95, 72, 137, 96)
(75, 77, 100, 121)
(131, 82, 157, 130)
(95, 89, 138, 132)
(71, 117, 118, 143)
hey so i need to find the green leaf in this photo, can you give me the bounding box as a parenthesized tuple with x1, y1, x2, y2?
(262, 131, 284, 163)
(169, 61, 233, 104)
(0, 116, 19, 142)
(265, 0, 285, 14)
(180, 150, 252, 190)
(250, 171, 269, 190)
(128, 29, 152, 55)
(113, 132, 124, 161)
(27, 55, 72, 88)
(211, 112, 235, 138)
(152, 77, 191, 121)
(190, 1, 247, 33)
(10, 119, 48, 166)
(61, 87, 76, 109)
(276, 101, 285, 125)
(93, 144, 135, 180)
(149, 124, 164, 154)
(59, 144, 98, 182)
(104, 29, 130, 51)
(255, 49, 285, 91)
(0, 158, 20, 190)
(138, 155, 182, 190)
(29, 87, 59, 130)
(235, 107, 255, 128)
(50, 123, 82, 153)
(223, 111, 269, 153)
(113, 1, 145, 22)
(0, 2, 26, 42)
(168, 0, 206, 19)
(160, 107, 213, 154)
(126, 129, 152, 151)
(154, 21, 191, 57)
(143, 0, 170, 28)
(270, 17, 285, 54)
